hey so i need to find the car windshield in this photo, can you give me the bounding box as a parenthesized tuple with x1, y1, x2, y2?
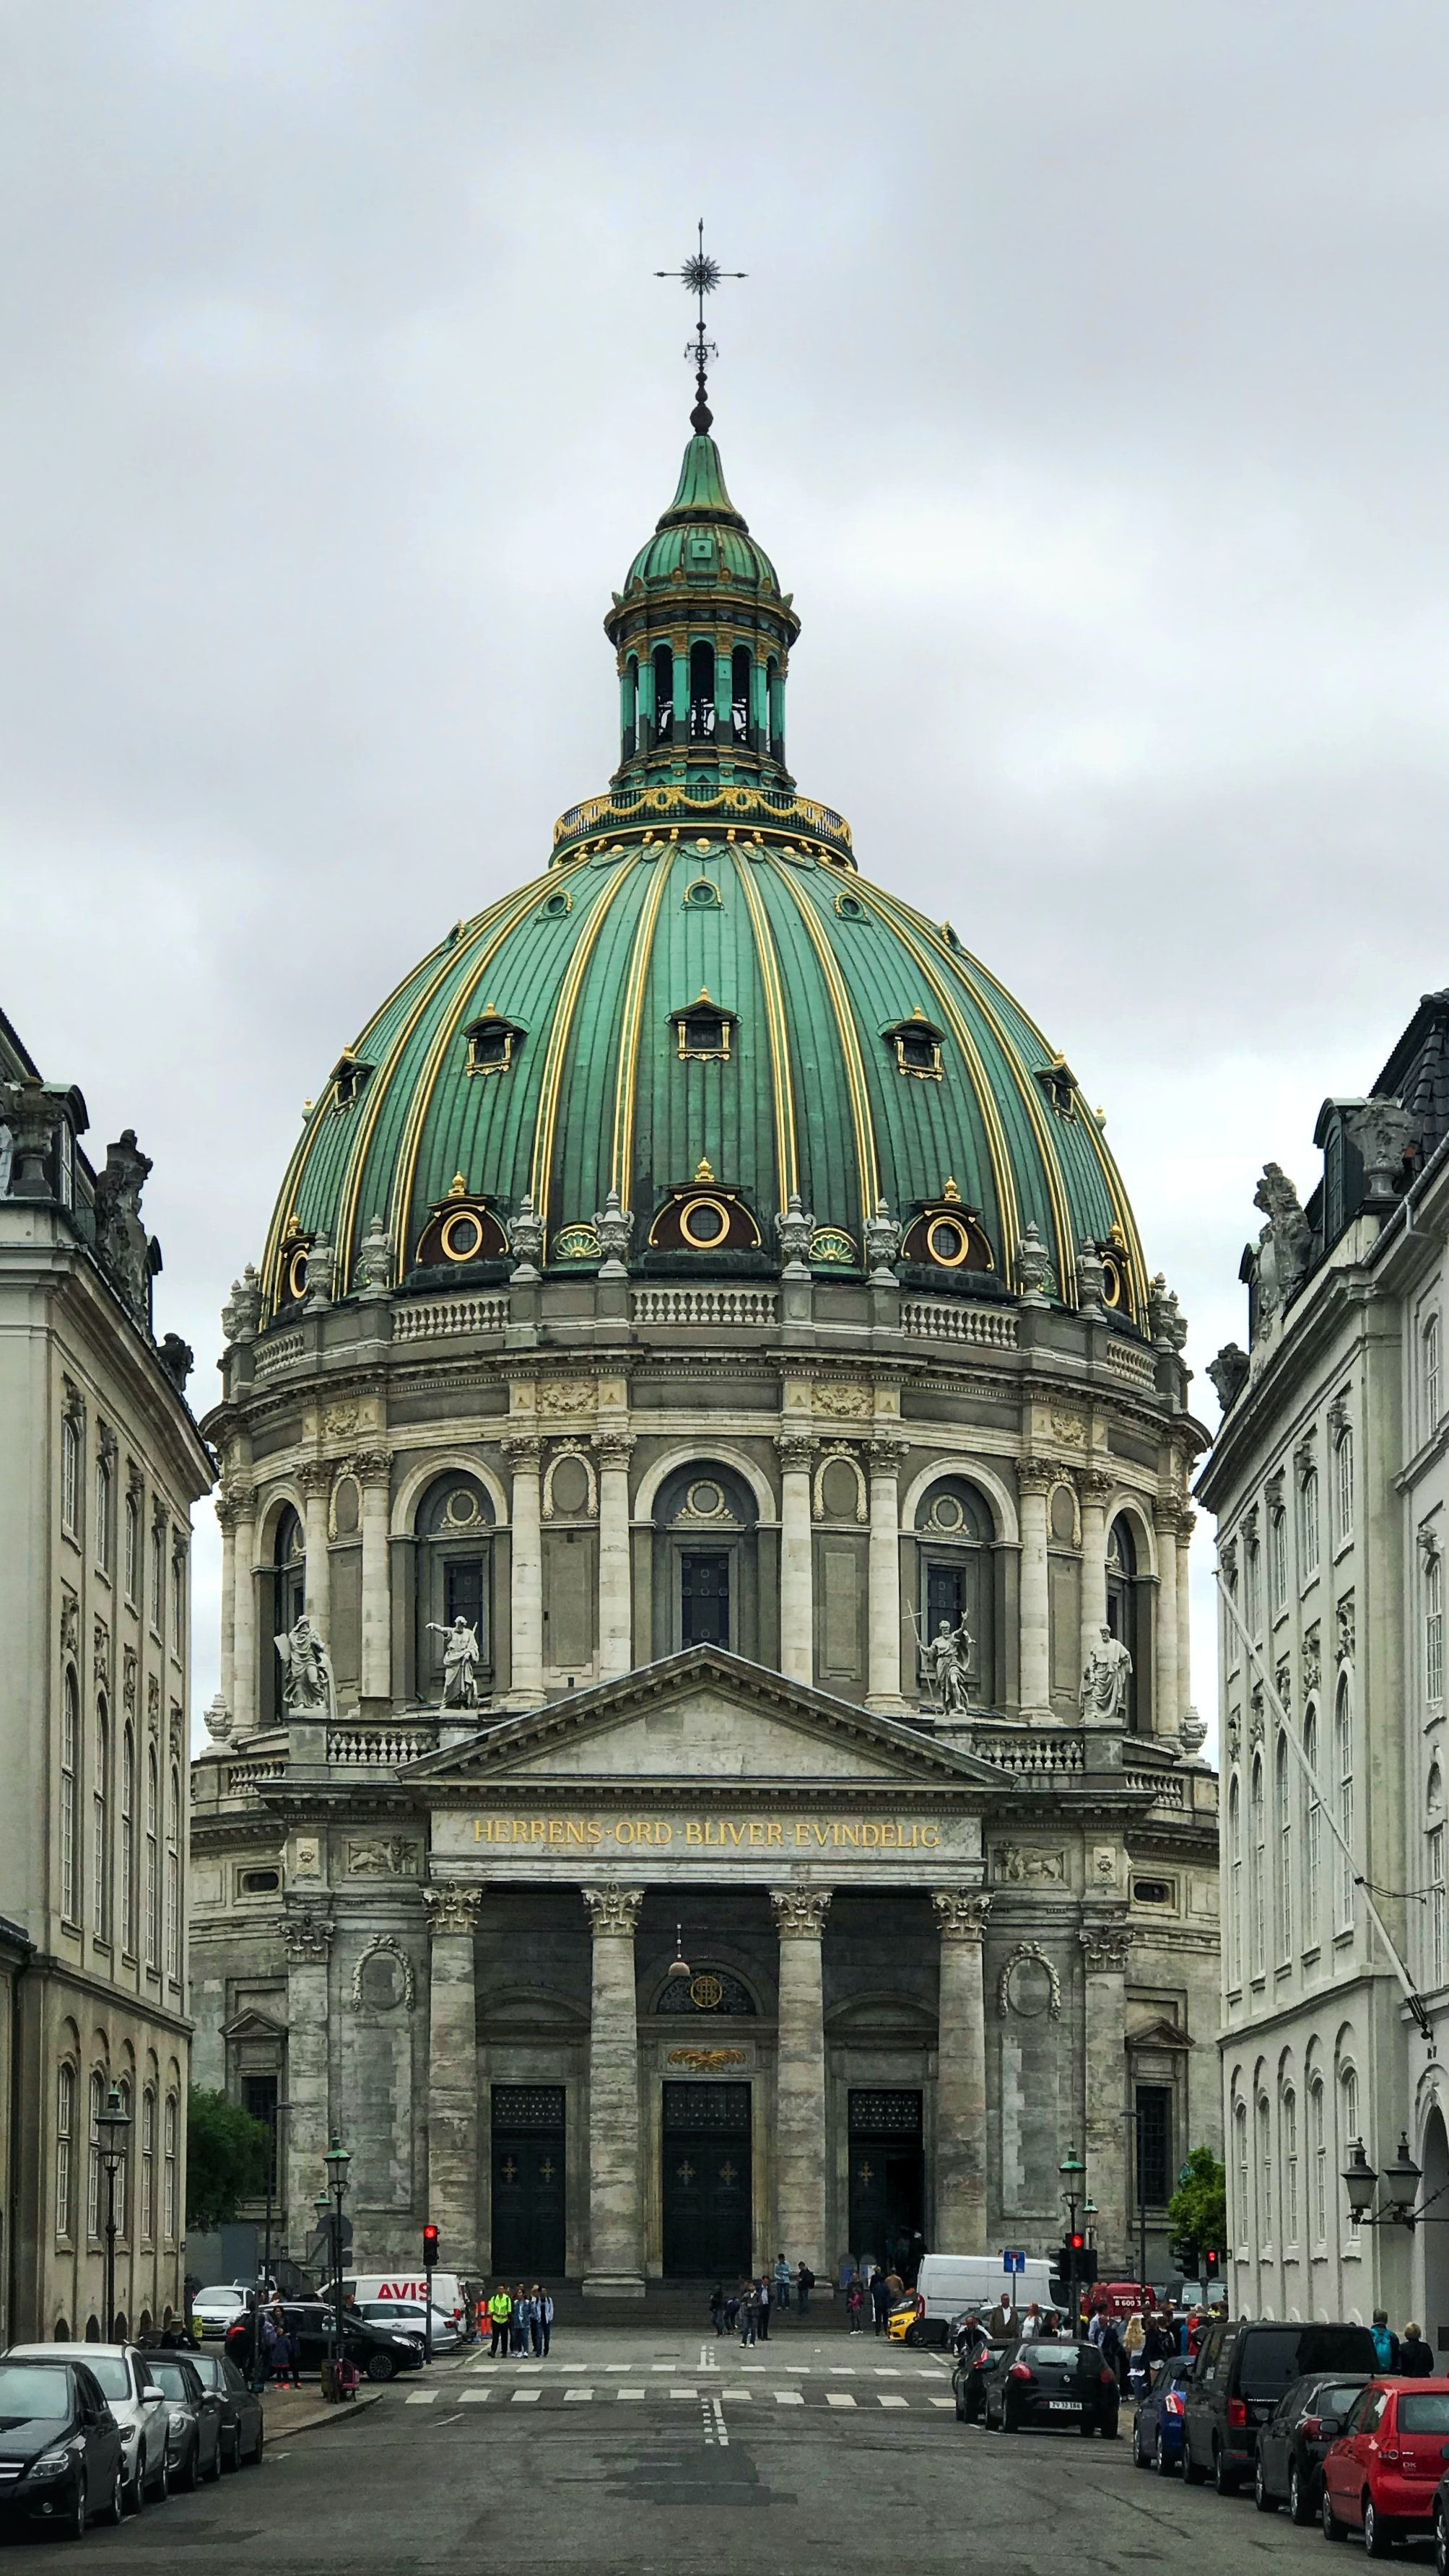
(1240, 2328, 1378, 2396)
(1401, 2396, 1449, 2432)
(1317, 2382, 1367, 2419)
(188, 2357, 222, 2388)
(198, 2287, 244, 2306)
(0, 2367, 71, 2419)
(1021, 2344, 1086, 2366)
(146, 2362, 194, 2401)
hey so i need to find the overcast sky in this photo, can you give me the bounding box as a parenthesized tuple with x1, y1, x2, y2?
(3, 1, 1444, 1745)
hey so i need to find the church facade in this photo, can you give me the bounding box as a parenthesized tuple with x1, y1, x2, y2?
(191, 385, 1220, 2295)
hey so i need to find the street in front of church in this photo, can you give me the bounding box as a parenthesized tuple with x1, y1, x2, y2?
(0, 2327, 1340, 2573)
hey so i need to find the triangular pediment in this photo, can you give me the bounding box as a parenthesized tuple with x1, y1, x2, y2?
(404, 1648, 1009, 1792)
(221, 2008, 287, 2043)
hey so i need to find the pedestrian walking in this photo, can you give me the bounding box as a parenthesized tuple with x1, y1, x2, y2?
(796, 2261, 814, 2319)
(846, 2276, 864, 2336)
(724, 2289, 740, 2333)
(1371, 2310, 1401, 2370)
(739, 2281, 757, 2347)
(757, 2276, 771, 2341)
(839, 2255, 857, 2297)
(1399, 2322, 1435, 2375)
(709, 2284, 726, 2337)
(870, 2268, 891, 2337)
(488, 2283, 512, 2356)
(512, 2285, 531, 2354)
(1123, 2313, 1147, 2396)
(533, 2287, 553, 2356)
(773, 2254, 792, 2313)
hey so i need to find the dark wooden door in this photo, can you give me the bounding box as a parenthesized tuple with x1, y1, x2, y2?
(490, 2086, 566, 2277)
(661, 2083, 751, 2278)
(848, 2090, 925, 2279)
(680, 1551, 730, 1647)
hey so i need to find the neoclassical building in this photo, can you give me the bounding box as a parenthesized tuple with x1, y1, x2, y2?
(191, 387, 1219, 2296)
(1202, 990, 1449, 2331)
(0, 1005, 212, 2344)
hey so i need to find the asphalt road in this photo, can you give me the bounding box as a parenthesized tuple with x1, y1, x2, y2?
(0, 2328, 1422, 2575)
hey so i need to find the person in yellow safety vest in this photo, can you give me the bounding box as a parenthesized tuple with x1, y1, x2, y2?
(487, 2284, 513, 2358)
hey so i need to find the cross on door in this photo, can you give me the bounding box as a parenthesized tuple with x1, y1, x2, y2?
(539, 2158, 556, 2181)
(719, 2160, 737, 2185)
(858, 2160, 874, 2185)
(501, 2157, 518, 2183)
(676, 2160, 695, 2183)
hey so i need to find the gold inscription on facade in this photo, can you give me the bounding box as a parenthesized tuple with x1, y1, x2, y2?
(471, 1815, 942, 1849)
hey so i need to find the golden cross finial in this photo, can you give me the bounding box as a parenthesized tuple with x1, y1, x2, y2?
(655, 219, 747, 432)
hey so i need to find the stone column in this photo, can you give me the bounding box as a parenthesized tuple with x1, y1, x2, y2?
(1176, 1509, 1196, 1731)
(1078, 1469, 1111, 1685)
(300, 1461, 332, 1643)
(581, 1885, 646, 2297)
(777, 1436, 815, 1686)
(595, 1435, 635, 1682)
(866, 1438, 908, 1712)
(1154, 1498, 1181, 1745)
(933, 1890, 991, 2253)
(771, 1887, 831, 2274)
(354, 1451, 393, 1704)
(215, 1490, 239, 1719)
(1079, 1924, 1131, 2271)
(1017, 1459, 1055, 1716)
(422, 1885, 482, 2267)
(232, 1483, 258, 1734)
(283, 1900, 334, 2257)
(504, 1436, 545, 1710)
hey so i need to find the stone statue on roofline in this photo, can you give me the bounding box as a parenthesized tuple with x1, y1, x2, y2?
(274, 1615, 337, 1722)
(427, 1615, 482, 1710)
(1248, 1163, 1311, 1335)
(1079, 1623, 1131, 1724)
(922, 1615, 973, 1715)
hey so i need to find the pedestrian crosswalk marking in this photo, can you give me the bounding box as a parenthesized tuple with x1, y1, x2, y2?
(721, 2388, 752, 2400)
(618, 2387, 645, 2401)
(872, 2367, 903, 2377)
(561, 2362, 588, 2372)
(670, 2388, 697, 2398)
(877, 2396, 908, 2408)
(405, 2391, 438, 2404)
(929, 2397, 954, 2409)
(512, 2389, 541, 2403)
(775, 2391, 805, 2405)
(458, 2391, 490, 2403)
(826, 2393, 856, 2409)
(564, 2388, 592, 2401)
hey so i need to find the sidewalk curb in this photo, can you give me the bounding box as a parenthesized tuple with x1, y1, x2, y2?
(264, 2387, 386, 2437)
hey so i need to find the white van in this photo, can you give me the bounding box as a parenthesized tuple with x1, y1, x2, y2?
(914, 2254, 1058, 2323)
(343, 2272, 470, 2333)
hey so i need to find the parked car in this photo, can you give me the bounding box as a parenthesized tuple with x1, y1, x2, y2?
(354, 2300, 464, 2354)
(952, 2336, 1007, 2423)
(1323, 2378, 1449, 2551)
(342, 2272, 471, 2335)
(142, 2350, 224, 2489)
(1251, 2370, 1370, 2522)
(982, 2338, 1120, 2438)
(184, 2349, 265, 2469)
(0, 2357, 125, 2538)
(192, 2284, 252, 2341)
(1181, 2318, 1378, 2494)
(4, 2342, 171, 2513)
(227, 2300, 422, 2382)
(1132, 2356, 1193, 2473)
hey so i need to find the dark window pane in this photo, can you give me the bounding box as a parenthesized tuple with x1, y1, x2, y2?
(445, 1558, 485, 1638)
(681, 1552, 729, 1647)
(1136, 2085, 1171, 2206)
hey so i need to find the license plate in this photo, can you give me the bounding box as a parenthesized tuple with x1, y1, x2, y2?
(1048, 2401, 1080, 2412)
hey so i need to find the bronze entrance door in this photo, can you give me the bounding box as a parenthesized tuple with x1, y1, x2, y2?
(661, 2082, 752, 2279)
(848, 2090, 925, 2282)
(490, 2086, 566, 2276)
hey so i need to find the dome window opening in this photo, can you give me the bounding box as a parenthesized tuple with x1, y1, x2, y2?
(835, 890, 866, 922)
(731, 646, 752, 746)
(674, 990, 734, 1061)
(689, 641, 716, 743)
(652, 645, 675, 746)
(678, 1195, 731, 1249)
(902, 1187, 994, 1277)
(914, 1477, 995, 1711)
(682, 878, 721, 912)
(328, 1052, 374, 1112)
(648, 1166, 761, 1253)
(765, 656, 783, 760)
(463, 1010, 523, 1079)
(886, 1011, 945, 1081)
(413, 1181, 510, 1272)
(1105, 1514, 1146, 1733)
(622, 654, 640, 762)
(1036, 1056, 1079, 1120)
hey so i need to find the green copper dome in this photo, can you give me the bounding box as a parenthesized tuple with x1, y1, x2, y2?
(260, 432, 1149, 1325)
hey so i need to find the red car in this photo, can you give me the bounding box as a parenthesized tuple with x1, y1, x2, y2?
(1321, 2378, 1449, 2553)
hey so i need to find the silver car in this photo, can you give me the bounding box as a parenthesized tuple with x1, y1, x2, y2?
(4, 2344, 170, 2514)
(355, 2300, 464, 2355)
(191, 2284, 251, 2341)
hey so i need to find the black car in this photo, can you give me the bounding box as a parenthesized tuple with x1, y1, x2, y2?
(1182, 2319, 1378, 2496)
(982, 2339, 1120, 2437)
(0, 2357, 126, 2538)
(186, 2349, 265, 2468)
(143, 2351, 225, 2489)
(952, 2335, 1008, 2423)
(279, 2301, 423, 2381)
(1252, 2370, 1370, 2522)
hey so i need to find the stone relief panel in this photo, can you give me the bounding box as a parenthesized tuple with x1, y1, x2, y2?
(350, 1935, 417, 2012)
(347, 1837, 419, 1878)
(992, 1844, 1067, 1887)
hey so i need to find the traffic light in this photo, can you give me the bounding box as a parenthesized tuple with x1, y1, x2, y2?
(1075, 2248, 1098, 2285)
(422, 2223, 439, 2271)
(1202, 2248, 1220, 2280)
(1069, 2230, 1086, 2253)
(1169, 2236, 1198, 2274)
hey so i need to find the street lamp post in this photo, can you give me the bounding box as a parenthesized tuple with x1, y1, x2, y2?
(95, 2084, 131, 2342)
(253, 2099, 295, 2393)
(323, 2138, 352, 2396)
(1059, 2147, 1086, 2331)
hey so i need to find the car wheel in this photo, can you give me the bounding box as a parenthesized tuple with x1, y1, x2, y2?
(1255, 2461, 1278, 2513)
(954, 2388, 969, 2422)
(221, 2427, 240, 2474)
(1323, 2485, 1348, 2544)
(59, 2472, 87, 2541)
(1364, 2497, 1392, 2559)
(101, 2466, 125, 2526)
(1183, 2440, 1206, 2487)
(1154, 2432, 1175, 2478)
(123, 2460, 145, 2515)
(179, 2435, 202, 2493)
(247, 2423, 264, 2467)
(1132, 2422, 1145, 2467)
(204, 2432, 222, 2484)
(149, 2444, 170, 2502)
(1214, 2444, 1239, 2497)
(1435, 2501, 1448, 2576)
(1101, 2418, 1119, 2440)
(365, 2352, 396, 2383)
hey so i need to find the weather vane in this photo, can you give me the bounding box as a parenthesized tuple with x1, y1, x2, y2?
(655, 219, 746, 434)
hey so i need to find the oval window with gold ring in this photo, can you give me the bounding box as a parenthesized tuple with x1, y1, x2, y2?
(440, 1208, 485, 1264)
(1102, 1257, 1125, 1309)
(926, 1214, 970, 1268)
(679, 1196, 730, 1249)
(286, 1246, 310, 1304)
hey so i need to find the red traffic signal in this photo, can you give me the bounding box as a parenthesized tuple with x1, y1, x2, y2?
(1069, 2231, 1086, 2251)
(422, 2224, 439, 2268)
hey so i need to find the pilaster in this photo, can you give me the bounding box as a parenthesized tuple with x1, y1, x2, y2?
(932, 1889, 991, 2253)
(771, 1887, 831, 2273)
(581, 1885, 646, 2297)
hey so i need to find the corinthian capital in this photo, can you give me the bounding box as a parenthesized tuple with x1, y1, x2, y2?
(284, 1901, 334, 1966)
(421, 1884, 482, 1941)
(298, 1460, 334, 1498)
(352, 1448, 391, 1487)
(1017, 1457, 1058, 1496)
(933, 1888, 991, 1944)
(502, 1433, 544, 1472)
(581, 1885, 645, 1938)
(775, 1433, 817, 1476)
(593, 1432, 636, 1472)
(770, 1887, 832, 1939)
(1079, 1924, 1131, 1975)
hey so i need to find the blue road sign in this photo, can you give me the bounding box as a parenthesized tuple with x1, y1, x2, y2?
(1001, 2248, 1026, 2274)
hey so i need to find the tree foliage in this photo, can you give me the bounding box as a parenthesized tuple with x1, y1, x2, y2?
(185, 2088, 271, 2232)
(1167, 2142, 1228, 2256)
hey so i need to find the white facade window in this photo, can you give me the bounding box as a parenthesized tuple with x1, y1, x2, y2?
(1303, 1708, 1321, 1946)
(55, 2064, 74, 2238)
(1310, 2077, 1327, 2243)
(162, 2095, 178, 2240)
(170, 1545, 185, 1656)
(120, 1726, 134, 1955)
(144, 1750, 159, 1970)
(1257, 2095, 1273, 2245)
(123, 1489, 140, 1602)
(94, 1447, 111, 1573)
(113, 2077, 130, 2237)
(1227, 1778, 1242, 1986)
(1250, 1756, 1266, 1978)
(1283, 2088, 1299, 2243)
(165, 1763, 180, 1978)
(1341, 2067, 1361, 2238)
(1427, 1547, 1445, 1706)
(149, 1520, 164, 1631)
(60, 1673, 78, 1922)
(1300, 1466, 1321, 1577)
(1429, 1820, 1445, 1990)
(1245, 1537, 1262, 1633)
(1275, 1735, 1292, 1961)
(91, 1698, 108, 1940)
(61, 1415, 79, 1535)
(1426, 1314, 1443, 1441)
(86, 2071, 102, 2239)
(1234, 2100, 1249, 2245)
(1335, 1425, 1355, 1544)
(1336, 1685, 1355, 1932)
(1270, 1506, 1288, 1612)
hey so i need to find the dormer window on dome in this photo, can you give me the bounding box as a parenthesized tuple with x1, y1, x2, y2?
(328, 1053, 374, 1111)
(414, 1176, 510, 1270)
(885, 1010, 946, 1081)
(1035, 1056, 1079, 1119)
(902, 1182, 994, 1275)
(649, 1162, 760, 1252)
(674, 992, 735, 1062)
(463, 1010, 525, 1078)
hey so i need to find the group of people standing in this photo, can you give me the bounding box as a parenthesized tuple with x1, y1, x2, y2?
(479, 2283, 555, 2357)
(838, 2259, 906, 2336)
(710, 2258, 817, 2343)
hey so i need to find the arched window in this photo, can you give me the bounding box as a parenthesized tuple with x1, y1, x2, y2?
(1425, 1314, 1442, 1441)
(1105, 1514, 1145, 1732)
(271, 1505, 305, 1650)
(165, 1765, 180, 1979)
(653, 1462, 760, 1662)
(140, 2087, 155, 2242)
(145, 1749, 160, 1970)
(1335, 1423, 1354, 1545)
(92, 1697, 109, 1941)
(1250, 1756, 1266, 1978)
(914, 1477, 997, 1708)
(765, 656, 781, 759)
(86, 2073, 103, 2240)
(1336, 1682, 1354, 1931)
(1270, 1502, 1288, 1612)
(149, 1514, 165, 1631)
(113, 2077, 131, 2238)
(56, 2064, 75, 2238)
(170, 1545, 185, 1656)
(1302, 1708, 1321, 1947)
(123, 1486, 140, 1603)
(1227, 1778, 1242, 1987)
(414, 1475, 494, 1703)
(61, 1672, 79, 1923)
(1340, 2066, 1361, 2238)
(61, 1414, 80, 1536)
(1243, 1527, 1261, 1633)
(162, 2095, 178, 2240)
(1282, 2086, 1299, 2244)
(120, 1727, 135, 1956)
(622, 652, 639, 761)
(1427, 1542, 1445, 1708)
(652, 644, 674, 746)
(1428, 1767, 1445, 1990)
(688, 639, 715, 741)
(1233, 2100, 1249, 2248)
(95, 1446, 112, 1573)
(1257, 2095, 1273, 2245)
(1300, 1464, 1320, 1577)
(731, 645, 751, 744)
(1275, 1734, 1292, 1962)
(1310, 2075, 1327, 2242)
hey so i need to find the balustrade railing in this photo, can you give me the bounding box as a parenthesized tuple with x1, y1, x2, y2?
(327, 1724, 436, 1768)
(393, 1294, 508, 1342)
(1102, 1337, 1156, 1387)
(632, 1285, 778, 1330)
(253, 1330, 305, 1375)
(902, 1299, 1018, 1350)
